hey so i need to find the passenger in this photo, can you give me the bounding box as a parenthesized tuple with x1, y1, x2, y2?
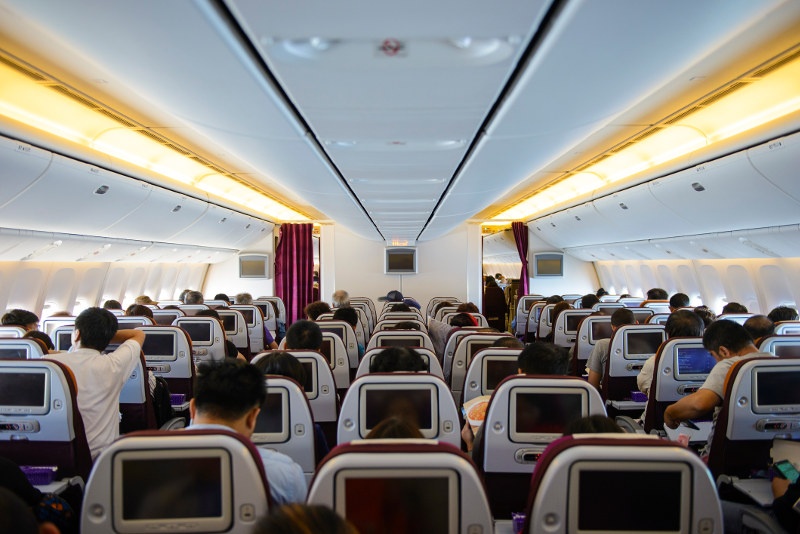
(563, 415, 624, 435)
(772, 478, 800, 532)
(586, 308, 636, 390)
(669, 292, 690, 311)
(427, 312, 477, 359)
(213, 293, 230, 304)
(133, 295, 158, 306)
(23, 330, 55, 352)
(188, 360, 306, 504)
(387, 302, 410, 312)
(48, 307, 144, 459)
(304, 300, 331, 321)
(483, 277, 508, 332)
(234, 292, 254, 305)
(596, 288, 608, 298)
(368, 346, 426, 373)
(579, 293, 599, 309)
(285, 320, 323, 350)
(637, 309, 705, 396)
(721, 301, 748, 314)
(768, 305, 799, 323)
(1, 308, 39, 331)
(379, 290, 421, 310)
(693, 305, 716, 328)
(646, 288, 669, 300)
(365, 416, 424, 439)
(331, 289, 350, 308)
(102, 299, 122, 310)
(251, 503, 357, 534)
(178, 289, 192, 304)
(125, 303, 154, 319)
(491, 336, 524, 349)
(184, 290, 204, 305)
(456, 302, 479, 313)
(743, 314, 775, 342)
(389, 320, 420, 331)
(332, 307, 364, 358)
(194, 309, 246, 361)
(663, 320, 773, 454)
(545, 295, 564, 305)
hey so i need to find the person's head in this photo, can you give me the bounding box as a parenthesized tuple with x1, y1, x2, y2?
(191, 360, 266, 435)
(23, 330, 55, 351)
(134, 295, 158, 306)
(664, 309, 704, 338)
(721, 302, 748, 314)
(102, 299, 122, 310)
(610, 308, 635, 330)
(365, 416, 424, 439)
(125, 304, 154, 319)
(596, 288, 608, 298)
(389, 303, 411, 312)
(545, 295, 564, 305)
(253, 351, 306, 386)
(702, 319, 755, 358)
(195, 308, 221, 321)
(1, 309, 39, 331)
(369, 346, 427, 373)
(456, 302, 479, 313)
(485, 277, 498, 288)
(234, 292, 253, 305)
(332, 307, 359, 328)
(449, 312, 477, 327)
(285, 320, 322, 350)
(693, 306, 716, 328)
(185, 291, 204, 305)
(73, 307, 118, 351)
(251, 504, 358, 534)
(178, 289, 192, 303)
(331, 290, 350, 308)
(384, 290, 404, 302)
(390, 321, 420, 331)
(646, 288, 669, 300)
(491, 336, 524, 349)
(0, 487, 52, 534)
(304, 301, 331, 320)
(551, 301, 571, 324)
(669, 293, 690, 310)
(580, 293, 599, 309)
(517, 342, 569, 375)
(433, 301, 453, 316)
(564, 415, 624, 436)
(768, 306, 799, 323)
(743, 315, 774, 341)
(213, 293, 230, 304)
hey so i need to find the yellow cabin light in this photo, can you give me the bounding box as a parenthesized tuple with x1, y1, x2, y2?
(567, 172, 606, 195)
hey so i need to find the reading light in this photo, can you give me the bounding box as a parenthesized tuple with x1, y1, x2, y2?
(493, 51, 800, 221)
(0, 57, 307, 222)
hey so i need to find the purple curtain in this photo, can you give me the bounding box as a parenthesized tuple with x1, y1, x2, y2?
(512, 221, 529, 296)
(275, 223, 314, 325)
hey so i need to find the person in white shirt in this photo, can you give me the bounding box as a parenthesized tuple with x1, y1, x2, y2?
(49, 307, 144, 459)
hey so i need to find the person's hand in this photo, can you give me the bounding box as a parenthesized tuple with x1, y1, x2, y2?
(772, 476, 791, 498)
(461, 422, 474, 452)
(663, 411, 680, 429)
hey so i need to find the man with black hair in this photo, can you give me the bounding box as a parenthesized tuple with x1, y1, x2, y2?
(368, 346, 427, 373)
(580, 293, 599, 309)
(586, 308, 636, 390)
(1, 308, 39, 331)
(743, 314, 775, 342)
(332, 307, 364, 358)
(768, 305, 799, 323)
(664, 320, 773, 440)
(188, 360, 306, 504)
(721, 301, 748, 314)
(285, 319, 323, 350)
(517, 341, 570, 375)
(646, 288, 669, 300)
(49, 307, 144, 459)
(669, 292, 690, 311)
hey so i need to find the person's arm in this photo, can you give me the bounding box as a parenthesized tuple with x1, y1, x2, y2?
(587, 369, 602, 389)
(663, 389, 720, 429)
(637, 356, 655, 394)
(112, 329, 145, 346)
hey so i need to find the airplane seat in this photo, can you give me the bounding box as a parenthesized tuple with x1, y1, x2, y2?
(254, 376, 318, 483)
(356, 346, 442, 379)
(316, 312, 334, 320)
(349, 301, 374, 336)
(434, 305, 459, 322)
(706, 356, 800, 480)
(379, 310, 423, 322)
(718, 313, 754, 325)
(525, 303, 547, 342)
(366, 330, 434, 352)
(306, 439, 493, 534)
(176, 303, 210, 316)
(571, 315, 612, 377)
(552, 309, 591, 348)
(471, 375, 606, 518)
(639, 299, 671, 314)
(172, 316, 227, 364)
(774, 321, 800, 335)
(0, 359, 93, 481)
(41, 317, 76, 337)
(253, 299, 279, 339)
(0, 337, 47, 359)
(374, 318, 428, 333)
(230, 304, 266, 353)
(425, 296, 461, 317)
(80, 429, 272, 534)
(514, 295, 542, 338)
(642, 337, 710, 434)
(0, 325, 26, 338)
(151, 308, 185, 326)
(448, 332, 514, 402)
(251, 350, 339, 448)
(521, 435, 722, 534)
(441, 311, 488, 328)
(336, 373, 460, 447)
(758, 334, 800, 358)
(601, 324, 665, 410)
(217, 308, 251, 358)
(138, 325, 195, 400)
(349, 297, 376, 329)
(119, 352, 158, 434)
(646, 312, 671, 325)
(316, 319, 359, 374)
(535, 303, 558, 341)
(461, 347, 522, 405)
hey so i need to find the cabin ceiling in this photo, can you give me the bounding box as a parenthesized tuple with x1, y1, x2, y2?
(0, 0, 799, 247)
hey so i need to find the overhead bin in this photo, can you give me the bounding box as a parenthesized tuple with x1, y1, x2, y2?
(747, 132, 800, 203)
(649, 151, 800, 232)
(530, 203, 606, 249)
(105, 186, 208, 243)
(0, 136, 52, 208)
(592, 185, 695, 242)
